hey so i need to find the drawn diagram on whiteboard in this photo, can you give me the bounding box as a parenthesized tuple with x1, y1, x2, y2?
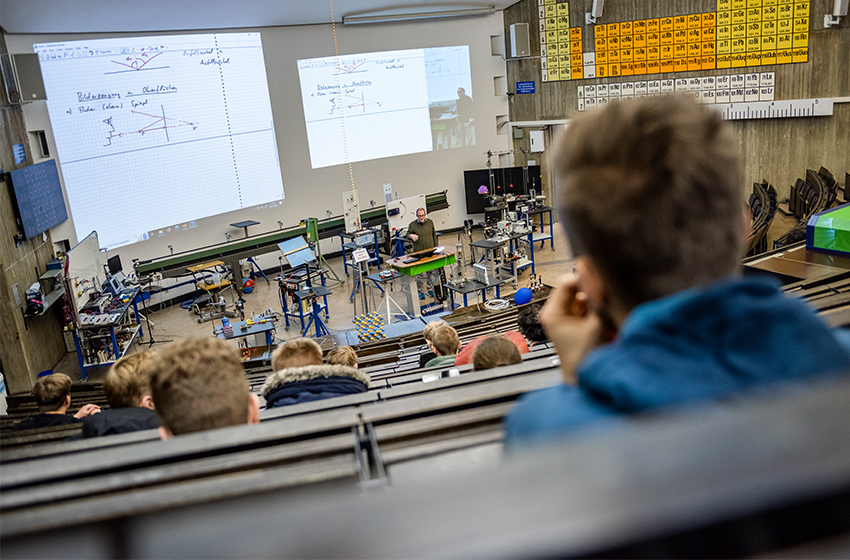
(103, 106, 198, 146)
(329, 93, 383, 115)
(106, 51, 169, 74)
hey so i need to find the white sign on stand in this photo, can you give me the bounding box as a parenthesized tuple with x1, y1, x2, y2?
(352, 248, 371, 263)
(386, 193, 426, 235)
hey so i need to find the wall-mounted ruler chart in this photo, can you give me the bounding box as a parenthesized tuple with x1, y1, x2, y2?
(708, 97, 833, 120)
(539, 0, 810, 83)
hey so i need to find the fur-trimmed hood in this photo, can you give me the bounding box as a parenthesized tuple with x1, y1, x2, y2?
(261, 364, 369, 398)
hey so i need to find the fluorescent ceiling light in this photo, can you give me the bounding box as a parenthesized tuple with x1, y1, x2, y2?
(343, 7, 495, 24)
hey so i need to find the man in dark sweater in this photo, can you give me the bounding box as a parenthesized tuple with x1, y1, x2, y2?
(408, 207, 440, 297)
(15, 373, 100, 431)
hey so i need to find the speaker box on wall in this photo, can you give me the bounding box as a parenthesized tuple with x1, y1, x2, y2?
(1, 53, 47, 104)
(510, 23, 530, 58)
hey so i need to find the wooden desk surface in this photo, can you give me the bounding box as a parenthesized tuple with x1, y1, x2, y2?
(197, 280, 231, 291)
(387, 249, 456, 270)
(187, 260, 224, 273)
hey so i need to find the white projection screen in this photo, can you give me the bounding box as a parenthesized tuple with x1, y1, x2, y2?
(34, 33, 284, 251)
(297, 46, 473, 169)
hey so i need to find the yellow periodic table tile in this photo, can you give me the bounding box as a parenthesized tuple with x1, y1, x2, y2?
(732, 23, 747, 39)
(620, 20, 633, 35)
(762, 49, 777, 64)
(732, 8, 747, 24)
(621, 47, 634, 62)
(608, 47, 621, 63)
(688, 57, 702, 71)
(792, 31, 808, 47)
(635, 60, 648, 75)
(687, 13, 701, 28)
(621, 61, 634, 76)
(660, 17, 674, 32)
(674, 43, 688, 58)
(609, 63, 621, 76)
(732, 0, 746, 7)
(747, 7, 762, 22)
(777, 18, 793, 33)
(557, 27, 570, 42)
(660, 44, 674, 59)
(647, 59, 661, 73)
(547, 68, 560, 81)
(546, 30, 558, 43)
(777, 3, 793, 18)
(646, 18, 659, 33)
(776, 48, 792, 63)
(703, 26, 716, 42)
(674, 15, 687, 30)
(777, 32, 792, 48)
(556, 1, 568, 15)
(762, 19, 777, 34)
(747, 0, 762, 7)
(762, 3, 778, 19)
(747, 36, 761, 51)
(761, 34, 777, 50)
(571, 65, 583, 79)
(570, 27, 582, 40)
(674, 28, 688, 44)
(596, 50, 609, 64)
(570, 39, 582, 52)
(717, 53, 731, 68)
(661, 28, 674, 45)
(544, 3, 556, 17)
(560, 41, 570, 55)
(687, 41, 701, 57)
(718, 10, 732, 26)
(731, 37, 746, 53)
(731, 52, 747, 67)
(703, 41, 716, 56)
(634, 19, 647, 34)
(546, 17, 558, 30)
(717, 38, 731, 54)
(560, 67, 572, 81)
(607, 22, 620, 36)
(647, 44, 660, 59)
(647, 31, 660, 48)
(547, 55, 558, 68)
(621, 34, 634, 49)
(763, 0, 777, 5)
(674, 57, 688, 71)
(688, 27, 702, 43)
(793, 17, 809, 32)
(702, 55, 716, 70)
(571, 52, 583, 66)
(634, 46, 647, 61)
(596, 36, 608, 50)
(634, 32, 646, 47)
(661, 58, 675, 72)
(703, 12, 716, 26)
(793, 2, 810, 18)
(718, 25, 731, 40)
(747, 21, 762, 37)
(746, 51, 762, 66)
(718, 0, 732, 9)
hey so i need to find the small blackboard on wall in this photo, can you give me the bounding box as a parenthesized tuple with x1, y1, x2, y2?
(10, 159, 67, 239)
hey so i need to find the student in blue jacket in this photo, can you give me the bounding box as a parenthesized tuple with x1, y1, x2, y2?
(504, 95, 850, 448)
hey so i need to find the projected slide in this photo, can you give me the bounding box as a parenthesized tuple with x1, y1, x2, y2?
(34, 33, 284, 251)
(297, 46, 472, 169)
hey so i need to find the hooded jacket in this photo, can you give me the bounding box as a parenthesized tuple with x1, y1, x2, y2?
(262, 364, 369, 408)
(505, 276, 850, 447)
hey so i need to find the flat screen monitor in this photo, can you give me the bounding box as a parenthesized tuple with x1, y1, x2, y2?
(463, 166, 542, 214)
(107, 254, 123, 275)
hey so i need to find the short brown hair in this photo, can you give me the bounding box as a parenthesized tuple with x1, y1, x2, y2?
(32, 373, 72, 412)
(431, 325, 460, 356)
(326, 346, 357, 367)
(104, 351, 156, 408)
(554, 95, 742, 310)
(473, 336, 522, 371)
(272, 338, 323, 371)
(149, 338, 249, 436)
(422, 321, 443, 342)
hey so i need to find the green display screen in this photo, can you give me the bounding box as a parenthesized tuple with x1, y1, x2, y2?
(808, 203, 850, 256)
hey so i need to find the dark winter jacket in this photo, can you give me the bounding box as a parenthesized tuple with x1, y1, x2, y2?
(82, 407, 161, 438)
(262, 364, 369, 408)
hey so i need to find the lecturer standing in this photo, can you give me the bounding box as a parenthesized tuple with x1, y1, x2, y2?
(408, 208, 440, 298)
(408, 208, 438, 253)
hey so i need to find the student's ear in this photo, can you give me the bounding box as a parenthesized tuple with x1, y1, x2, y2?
(248, 393, 261, 424)
(158, 426, 173, 440)
(64, 394, 72, 408)
(139, 395, 155, 410)
(574, 256, 609, 309)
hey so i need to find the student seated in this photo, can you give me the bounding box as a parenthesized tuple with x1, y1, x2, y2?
(423, 325, 461, 368)
(82, 351, 161, 438)
(326, 346, 358, 368)
(262, 338, 368, 408)
(14, 373, 100, 430)
(418, 321, 443, 368)
(517, 303, 548, 348)
(473, 336, 523, 371)
(149, 338, 260, 438)
(454, 331, 529, 366)
(505, 95, 850, 447)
